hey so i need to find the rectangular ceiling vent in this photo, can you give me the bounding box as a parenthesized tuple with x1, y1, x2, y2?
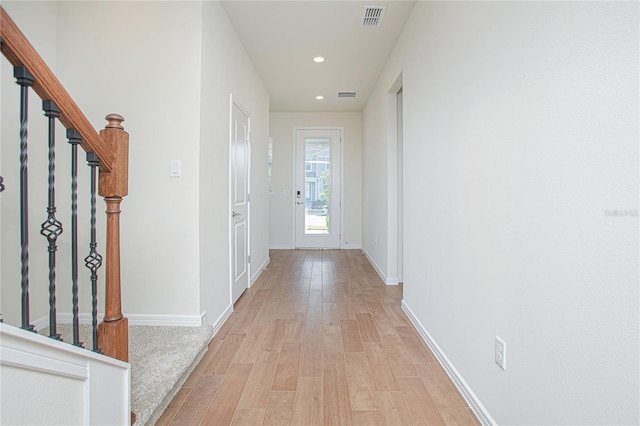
(361, 6, 386, 27)
(338, 91, 358, 98)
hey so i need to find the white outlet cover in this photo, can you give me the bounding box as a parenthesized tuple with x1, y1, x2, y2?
(495, 336, 507, 370)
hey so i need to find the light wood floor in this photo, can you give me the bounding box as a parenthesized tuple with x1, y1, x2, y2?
(157, 250, 479, 426)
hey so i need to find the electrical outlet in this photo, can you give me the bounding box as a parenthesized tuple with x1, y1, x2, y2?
(495, 336, 507, 370)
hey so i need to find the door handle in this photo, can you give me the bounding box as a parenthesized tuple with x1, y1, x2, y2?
(232, 211, 241, 217)
(296, 201, 304, 205)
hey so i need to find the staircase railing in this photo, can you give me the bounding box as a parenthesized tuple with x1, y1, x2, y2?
(0, 6, 129, 362)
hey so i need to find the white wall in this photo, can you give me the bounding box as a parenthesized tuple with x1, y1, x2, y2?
(1, 1, 270, 329)
(198, 1, 270, 323)
(363, 1, 639, 424)
(362, 88, 389, 281)
(269, 112, 362, 249)
(56, 1, 204, 319)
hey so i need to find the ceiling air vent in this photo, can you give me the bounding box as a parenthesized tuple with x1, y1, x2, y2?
(361, 6, 386, 27)
(338, 91, 358, 99)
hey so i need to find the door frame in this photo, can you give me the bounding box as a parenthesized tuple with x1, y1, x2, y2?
(229, 94, 251, 305)
(292, 127, 344, 249)
(387, 73, 403, 285)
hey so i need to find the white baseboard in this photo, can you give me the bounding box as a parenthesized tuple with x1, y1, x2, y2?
(126, 313, 206, 327)
(269, 244, 294, 249)
(37, 306, 233, 336)
(45, 312, 207, 327)
(361, 247, 399, 285)
(270, 244, 363, 250)
(209, 304, 233, 338)
(32, 316, 50, 330)
(341, 243, 362, 249)
(400, 300, 496, 426)
(251, 256, 270, 286)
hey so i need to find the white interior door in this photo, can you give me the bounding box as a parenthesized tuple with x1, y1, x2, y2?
(231, 102, 250, 303)
(295, 128, 341, 248)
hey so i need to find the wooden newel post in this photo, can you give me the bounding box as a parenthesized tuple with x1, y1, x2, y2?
(98, 113, 129, 362)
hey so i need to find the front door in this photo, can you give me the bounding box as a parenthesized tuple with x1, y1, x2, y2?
(295, 128, 341, 248)
(231, 102, 250, 303)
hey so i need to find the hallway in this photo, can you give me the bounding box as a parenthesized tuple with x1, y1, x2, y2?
(157, 250, 478, 425)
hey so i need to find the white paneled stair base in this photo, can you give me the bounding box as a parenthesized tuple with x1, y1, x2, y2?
(0, 322, 130, 425)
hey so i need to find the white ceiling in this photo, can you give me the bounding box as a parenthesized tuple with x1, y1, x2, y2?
(221, 1, 416, 112)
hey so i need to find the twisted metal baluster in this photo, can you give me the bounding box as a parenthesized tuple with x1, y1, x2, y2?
(85, 152, 102, 353)
(67, 129, 83, 348)
(41, 100, 63, 340)
(15, 66, 35, 332)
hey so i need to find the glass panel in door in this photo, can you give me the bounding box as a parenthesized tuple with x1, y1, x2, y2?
(304, 137, 330, 235)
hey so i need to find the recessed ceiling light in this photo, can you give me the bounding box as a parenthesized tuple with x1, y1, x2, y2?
(315, 95, 324, 100)
(313, 56, 325, 63)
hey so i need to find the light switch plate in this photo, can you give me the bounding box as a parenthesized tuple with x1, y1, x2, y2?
(170, 160, 181, 177)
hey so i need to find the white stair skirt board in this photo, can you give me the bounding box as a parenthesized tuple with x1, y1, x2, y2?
(251, 256, 270, 286)
(401, 300, 496, 426)
(361, 247, 400, 285)
(0, 323, 130, 426)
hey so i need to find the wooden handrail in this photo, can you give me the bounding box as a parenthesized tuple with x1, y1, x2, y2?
(1, 6, 129, 365)
(0, 6, 114, 172)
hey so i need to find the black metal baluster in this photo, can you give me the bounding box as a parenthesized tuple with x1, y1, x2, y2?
(41, 100, 63, 341)
(85, 152, 102, 353)
(15, 66, 35, 332)
(67, 129, 83, 348)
